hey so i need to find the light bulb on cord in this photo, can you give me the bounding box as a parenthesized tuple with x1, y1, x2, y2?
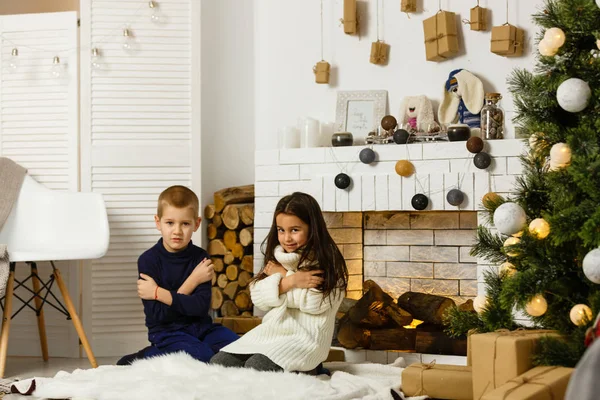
(570, 304, 592, 326)
(122, 28, 134, 52)
(525, 294, 548, 317)
(529, 218, 550, 239)
(149, 1, 162, 23)
(51, 56, 63, 78)
(91, 48, 101, 70)
(9, 48, 19, 71)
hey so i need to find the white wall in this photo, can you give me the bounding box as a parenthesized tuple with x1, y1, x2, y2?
(254, 0, 544, 150)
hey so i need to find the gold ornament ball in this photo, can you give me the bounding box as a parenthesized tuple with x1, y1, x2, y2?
(544, 27, 566, 49)
(512, 230, 524, 238)
(504, 237, 521, 257)
(482, 192, 501, 207)
(550, 143, 572, 165)
(500, 262, 516, 276)
(529, 218, 550, 239)
(395, 160, 414, 177)
(538, 39, 558, 56)
(570, 304, 593, 326)
(525, 294, 548, 317)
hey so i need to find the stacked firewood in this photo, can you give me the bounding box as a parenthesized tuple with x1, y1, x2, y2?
(205, 185, 255, 317)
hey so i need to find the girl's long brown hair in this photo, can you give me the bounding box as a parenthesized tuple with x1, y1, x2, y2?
(253, 192, 348, 299)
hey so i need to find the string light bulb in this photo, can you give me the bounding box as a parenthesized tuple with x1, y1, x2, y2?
(51, 56, 63, 78)
(122, 28, 134, 51)
(149, 1, 162, 23)
(9, 48, 19, 71)
(570, 304, 592, 326)
(91, 48, 101, 70)
(500, 262, 516, 276)
(529, 218, 550, 239)
(525, 294, 548, 317)
(503, 237, 521, 257)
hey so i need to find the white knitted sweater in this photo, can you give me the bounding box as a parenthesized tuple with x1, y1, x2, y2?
(220, 246, 344, 372)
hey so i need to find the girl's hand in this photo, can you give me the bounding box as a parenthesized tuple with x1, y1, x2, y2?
(291, 270, 324, 289)
(138, 273, 158, 300)
(192, 258, 215, 285)
(264, 261, 287, 277)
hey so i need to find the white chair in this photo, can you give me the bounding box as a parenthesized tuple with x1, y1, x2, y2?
(0, 175, 110, 377)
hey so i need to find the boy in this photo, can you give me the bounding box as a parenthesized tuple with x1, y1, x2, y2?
(117, 185, 238, 365)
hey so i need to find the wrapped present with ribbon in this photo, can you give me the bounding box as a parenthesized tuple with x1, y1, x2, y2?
(401, 362, 473, 399)
(370, 41, 390, 65)
(471, 329, 559, 400)
(342, 0, 357, 34)
(470, 5, 487, 31)
(313, 61, 330, 84)
(422, 11, 459, 62)
(482, 366, 574, 400)
(491, 24, 525, 56)
(401, 0, 416, 13)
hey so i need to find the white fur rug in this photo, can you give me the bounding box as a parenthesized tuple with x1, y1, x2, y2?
(10, 353, 426, 400)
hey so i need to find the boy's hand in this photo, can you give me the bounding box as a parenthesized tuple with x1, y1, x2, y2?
(192, 258, 215, 285)
(138, 273, 158, 300)
(291, 270, 324, 289)
(264, 261, 287, 277)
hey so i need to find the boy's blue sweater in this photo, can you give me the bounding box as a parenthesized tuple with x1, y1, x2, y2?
(138, 239, 212, 334)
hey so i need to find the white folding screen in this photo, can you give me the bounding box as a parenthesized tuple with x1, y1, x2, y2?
(80, 0, 200, 356)
(0, 12, 80, 357)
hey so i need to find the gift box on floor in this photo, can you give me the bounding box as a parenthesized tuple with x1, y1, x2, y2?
(482, 366, 574, 400)
(422, 11, 459, 61)
(491, 24, 525, 56)
(470, 6, 487, 31)
(471, 330, 558, 400)
(402, 363, 473, 400)
(214, 316, 262, 334)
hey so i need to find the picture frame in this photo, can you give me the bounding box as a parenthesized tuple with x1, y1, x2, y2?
(335, 90, 388, 145)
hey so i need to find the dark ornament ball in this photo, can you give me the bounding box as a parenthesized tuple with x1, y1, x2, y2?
(393, 129, 410, 144)
(359, 148, 376, 164)
(381, 115, 398, 131)
(411, 194, 429, 211)
(447, 189, 464, 206)
(473, 152, 492, 169)
(334, 173, 351, 190)
(466, 136, 484, 153)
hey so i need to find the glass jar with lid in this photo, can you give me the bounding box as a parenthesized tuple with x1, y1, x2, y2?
(481, 93, 505, 140)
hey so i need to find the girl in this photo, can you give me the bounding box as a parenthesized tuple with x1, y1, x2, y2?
(210, 192, 348, 373)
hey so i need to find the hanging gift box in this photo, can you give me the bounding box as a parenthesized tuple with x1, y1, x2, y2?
(370, 41, 390, 65)
(491, 24, 525, 56)
(470, 5, 487, 31)
(343, 0, 357, 34)
(401, 0, 416, 13)
(422, 11, 459, 62)
(313, 61, 330, 84)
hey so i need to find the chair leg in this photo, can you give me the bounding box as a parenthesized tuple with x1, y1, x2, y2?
(30, 263, 49, 361)
(0, 268, 15, 378)
(52, 267, 98, 368)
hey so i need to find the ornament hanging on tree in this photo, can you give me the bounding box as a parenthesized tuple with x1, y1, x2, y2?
(525, 294, 548, 317)
(334, 173, 351, 189)
(359, 148, 377, 164)
(446, 189, 464, 206)
(570, 304, 593, 326)
(493, 202, 527, 236)
(473, 152, 492, 169)
(473, 295, 488, 314)
(544, 28, 566, 49)
(395, 160, 414, 177)
(500, 261, 516, 276)
(556, 78, 592, 113)
(504, 236, 521, 257)
(583, 248, 600, 284)
(538, 40, 558, 57)
(550, 143, 572, 165)
(596, 0, 600, 9)
(411, 194, 429, 210)
(529, 218, 550, 239)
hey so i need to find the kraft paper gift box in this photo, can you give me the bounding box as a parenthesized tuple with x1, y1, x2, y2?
(402, 363, 473, 400)
(491, 24, 525, 56)
(470, 6, 487, 31)
(482, 366, 574, 400)
(471, 330, 559, 400)
(370, 41, 390, 65)
(313, 61, 330, 84)
(214, 316, 262, 334)
(343, 0, 357, 34)
(401, 0, 416, 13)
(422, 11, 459, 62)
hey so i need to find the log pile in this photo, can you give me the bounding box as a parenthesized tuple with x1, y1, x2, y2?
(335, 280, 469, 355)
(206, 185, 255, 317)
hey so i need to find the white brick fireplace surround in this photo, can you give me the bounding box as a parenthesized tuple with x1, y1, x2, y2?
(253, 139, 527, 303)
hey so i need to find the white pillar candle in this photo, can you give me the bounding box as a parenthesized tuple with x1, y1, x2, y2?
(279, 126, 300, 148)
(301, 117, 320, 148)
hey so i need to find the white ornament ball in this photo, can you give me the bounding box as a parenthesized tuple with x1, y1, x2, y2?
(570, 304, 593, 326)
(526, 294, 548, 317)
(538, 39, 558, 56)
(504, 237, 521, 257)
(529, 218, 551, 239)
(550, 143, 572, 165)
(597, 39, 600, 50)
(544, 28, 566, 49)
(494, 202, 527, 236)
(597, 0, 600, 9)
(500, 262, 516, 276)
(557, 78, 592, 113)
(473, 295, 488, 314)
(583, 248, 600, 284)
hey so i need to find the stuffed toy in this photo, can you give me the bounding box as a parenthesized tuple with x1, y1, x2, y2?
(398, 95, 435, 134)
(438, 69, 485, 130)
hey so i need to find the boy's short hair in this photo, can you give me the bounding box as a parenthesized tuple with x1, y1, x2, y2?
(157, 186, 199, 218)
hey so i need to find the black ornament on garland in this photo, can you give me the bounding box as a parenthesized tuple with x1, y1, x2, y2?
(446, 189, 464, 206)
(393, 129, 410, 144)
(473, 152, 492, 169)
(411, 194, 429, 210)
(359, 148, 376, 164)
(334, 173, 352, 190)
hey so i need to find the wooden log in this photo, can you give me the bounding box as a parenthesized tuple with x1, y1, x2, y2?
(338, 298, 359, 314)
(224, 281, 239, 299)
(211, 273, 217, 286)
(222, 204, 240, 230)
(213, 213, 223, 228)
(224, 251, 235, 265)
(217, 273, 228, 289)
(336, 315, 369, 349)
(204, 204, 216, 219)
(226, 265, 239, 281)
(458, 299, 475, 313)
(211, 287, 224, 310)
(397, 292, 455, 326)
(223, 230, 238, 251)
(234, 290, 251, 311)
(240, 204, 255, 226)
(221, 300, 240, 317)
(214, 185, 255, 212)
(212, 257, 225, 273)
(348, 280, 412, 327)
(241, 255, 254, 273)
(337, 314, 417, 350)
(207, 223, 218, 240)
(208, 239, 226, 256)
(232, 243, 245, 260)
(414, 324, 468, 356)
(239, 227, 254, 247)
(241, 311, 253, 317)
(238, 270, 252, 288)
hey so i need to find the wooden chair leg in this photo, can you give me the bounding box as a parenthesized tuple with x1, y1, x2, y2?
(52, 267, 98, 368)
(30, 263, 49, 361)
(0, 268, 15, 378)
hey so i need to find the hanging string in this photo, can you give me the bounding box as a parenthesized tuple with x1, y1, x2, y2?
(376, 0, 380, 41)
(320, 0, 324, 60)
(505, 0, 509, 24)
(439, 0, 442, 11)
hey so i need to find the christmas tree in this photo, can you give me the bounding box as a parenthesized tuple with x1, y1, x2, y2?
(445, 0, 600, 367)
